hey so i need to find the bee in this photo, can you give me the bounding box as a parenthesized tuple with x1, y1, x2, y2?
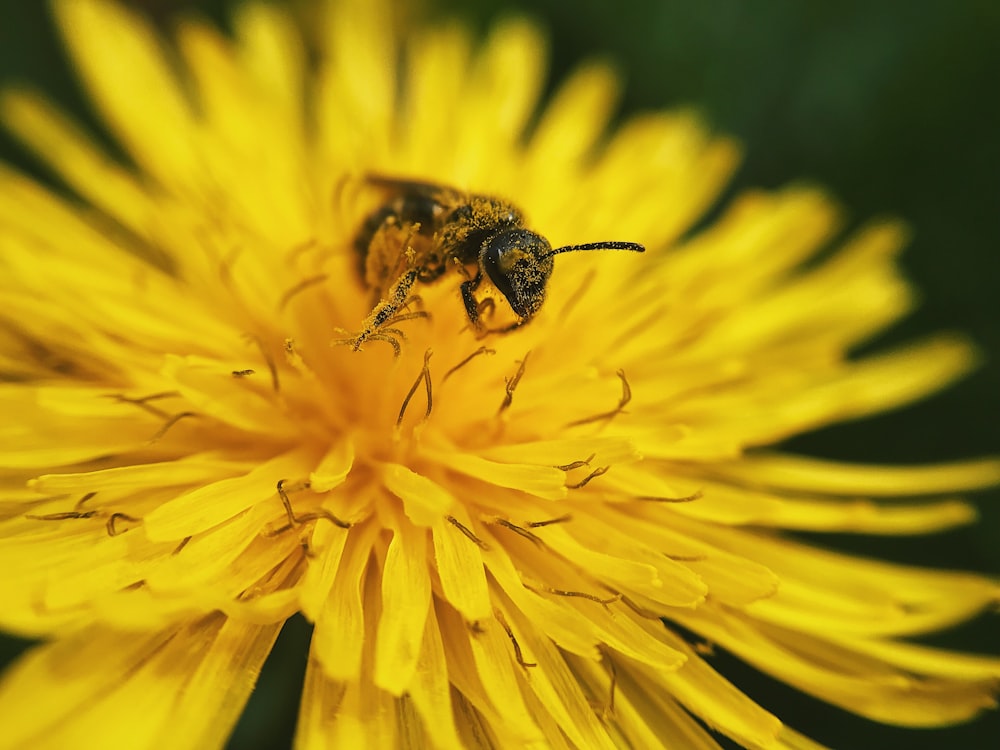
(336, 175, 645, 353)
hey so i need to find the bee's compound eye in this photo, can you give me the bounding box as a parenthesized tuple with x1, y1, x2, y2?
(482, 228, 555, 319)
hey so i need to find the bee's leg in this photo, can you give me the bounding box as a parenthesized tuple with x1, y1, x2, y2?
(460, 271, 484, 327)
(474, 310, 534, 338)
(484, 317, 531, 335)
(371, 268, 421, 331)
(334, 269, 419, 354)
(476, 298, 496, 322)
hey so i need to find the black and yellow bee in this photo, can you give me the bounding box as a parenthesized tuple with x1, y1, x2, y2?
(337, 175, 645, 353)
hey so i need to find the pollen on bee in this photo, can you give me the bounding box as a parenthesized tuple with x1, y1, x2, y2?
(347, 175, 644, 358)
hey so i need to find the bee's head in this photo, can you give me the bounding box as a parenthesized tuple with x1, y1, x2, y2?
(481, 228, 646, 320)
(481, 228, 555, 319)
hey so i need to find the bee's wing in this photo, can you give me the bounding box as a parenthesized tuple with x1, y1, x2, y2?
(363, 173, 465, 206)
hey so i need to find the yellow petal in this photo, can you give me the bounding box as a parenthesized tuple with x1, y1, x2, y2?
(715, 452, 1000, 496)
(0, 615, 279, 750)
(427, 447, 567, 500)
(374, 525, 432, 695)
(431, 511, 492, 622)
(407, 602, 464, 750)
(437, 603, 546, 745)
(528, 63, 620, 174)
(297, 521, 350, 621)
(639, 630, 784, 749)
(309, 437, 355, 492)
(295, 656, 346, 750)
(312, 522, 375, 682)
(381, 463, 455, 526)
(680, 607, 1000, 727)
(530, 522, 707, 607)
(144, 449, 312, 541)
(28, 455, 245, 495)
(53, 0, 201, 187)
(0, 90, 157, 239)
(500, 603, 619, 750)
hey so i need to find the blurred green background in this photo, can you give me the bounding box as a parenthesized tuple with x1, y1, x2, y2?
(0, 0, 997, 747)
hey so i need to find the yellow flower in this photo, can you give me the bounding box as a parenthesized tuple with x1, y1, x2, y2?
(0, 0, 997, 748)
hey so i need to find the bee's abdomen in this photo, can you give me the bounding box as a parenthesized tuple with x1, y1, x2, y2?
(354, 204, 397, 273)
(354, 194, 443, 275)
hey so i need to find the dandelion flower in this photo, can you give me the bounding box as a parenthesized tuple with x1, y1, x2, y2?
(1, 0, 998, 748)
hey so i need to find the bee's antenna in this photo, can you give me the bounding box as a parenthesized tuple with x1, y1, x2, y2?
(544, 241, 645, 259)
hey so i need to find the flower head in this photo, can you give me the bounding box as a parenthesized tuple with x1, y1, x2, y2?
(1, 0, 998, 748)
